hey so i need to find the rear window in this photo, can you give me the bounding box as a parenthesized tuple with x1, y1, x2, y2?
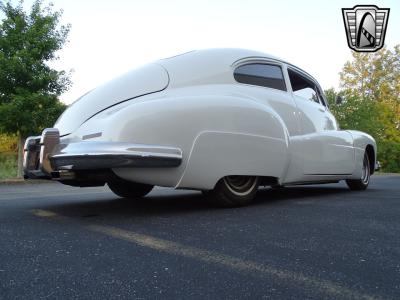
(234, 64, 286, 91)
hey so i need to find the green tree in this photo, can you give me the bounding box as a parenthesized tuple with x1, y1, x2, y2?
(327, 45, 400, 172)
(339, 46, 400, 136)
(0, 0, 70, 177)
(327, 90, 383, 138)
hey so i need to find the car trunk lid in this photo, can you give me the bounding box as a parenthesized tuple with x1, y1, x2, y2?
(55, 63, 169, 136)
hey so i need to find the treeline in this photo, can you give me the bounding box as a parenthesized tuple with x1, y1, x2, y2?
(325, 46, 400, 172)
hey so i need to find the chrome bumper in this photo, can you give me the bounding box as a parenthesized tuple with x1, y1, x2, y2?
(23, 128, 182, 180)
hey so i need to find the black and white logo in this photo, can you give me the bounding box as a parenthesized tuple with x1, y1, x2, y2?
(342, 5, 390, 52)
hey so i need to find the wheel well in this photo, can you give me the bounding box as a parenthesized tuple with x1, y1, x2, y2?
(365, 145, 375, 175)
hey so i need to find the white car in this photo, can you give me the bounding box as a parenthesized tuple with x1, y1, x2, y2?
(24, 49, 377, 206)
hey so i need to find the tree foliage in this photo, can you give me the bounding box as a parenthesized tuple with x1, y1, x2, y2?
(340, 46, 400, 101)
(0, 0, 70, 137)
(339, 46, 400, 136)
(327, 45, 400, 172)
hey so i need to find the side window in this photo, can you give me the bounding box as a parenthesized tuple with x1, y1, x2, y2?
(234, 64, 286, 91)
(288, 69, 320, 104)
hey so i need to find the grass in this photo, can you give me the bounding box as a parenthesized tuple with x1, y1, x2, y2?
(0, 152, 18, 179)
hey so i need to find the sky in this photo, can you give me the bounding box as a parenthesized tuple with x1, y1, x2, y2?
(6, 0, 400, 104)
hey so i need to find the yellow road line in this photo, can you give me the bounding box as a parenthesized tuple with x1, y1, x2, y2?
(30, 209, 59, 218)
(31, 209, 377, 300)
(88, 224, 375, 300)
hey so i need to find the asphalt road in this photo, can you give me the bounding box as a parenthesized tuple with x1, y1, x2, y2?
(0, 175, 399, 300)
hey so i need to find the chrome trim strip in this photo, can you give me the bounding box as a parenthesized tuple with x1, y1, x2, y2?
(50, 141, 182, 170)
(82, 132, 102, 140)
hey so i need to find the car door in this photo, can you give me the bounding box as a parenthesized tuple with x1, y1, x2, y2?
(233, 61, 301, 137)
(287, 68, 355, 175)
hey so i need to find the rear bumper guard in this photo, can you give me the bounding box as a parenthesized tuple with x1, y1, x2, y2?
(23, 128, 182, 180)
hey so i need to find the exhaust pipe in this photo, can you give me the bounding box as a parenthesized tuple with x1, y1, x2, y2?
(51, 170, 76, 180)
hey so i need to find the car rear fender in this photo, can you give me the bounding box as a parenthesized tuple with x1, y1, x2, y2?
(346, 130, 377, 177)
(66, 94, 290, 189)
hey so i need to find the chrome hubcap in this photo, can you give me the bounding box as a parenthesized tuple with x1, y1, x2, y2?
(223, 176, 258, 196)
(361, 156, 370, 184)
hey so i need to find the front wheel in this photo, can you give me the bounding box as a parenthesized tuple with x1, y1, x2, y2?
(108, 178, 154, 198)
(203, 176, 259, 207)
(346, 153, 370, 191)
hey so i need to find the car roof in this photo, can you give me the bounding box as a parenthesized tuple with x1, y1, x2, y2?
(157, 48, 318, 88)
(159, 48, 286, 65)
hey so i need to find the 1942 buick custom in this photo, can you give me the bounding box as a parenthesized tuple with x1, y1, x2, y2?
(23, 49, 377, 206)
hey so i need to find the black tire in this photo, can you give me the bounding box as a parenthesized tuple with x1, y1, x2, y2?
(108, 178, 153, 198)
(346, 152, 370, 191)
(204, 176, 259, 207)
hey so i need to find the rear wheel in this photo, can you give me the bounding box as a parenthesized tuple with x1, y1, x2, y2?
(204, 176, 259, 207)
(346, 153, 370, 191)
(108, 178, 153, 198)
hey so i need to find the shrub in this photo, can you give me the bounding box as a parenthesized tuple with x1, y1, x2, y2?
(0, 134, 17, 152)
(377, 140, 400, 173)
(0, 152, 17, 179)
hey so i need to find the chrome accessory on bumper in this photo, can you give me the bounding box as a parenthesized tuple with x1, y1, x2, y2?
(23, 128, 60, 179)
(23, 128, 182, 180)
